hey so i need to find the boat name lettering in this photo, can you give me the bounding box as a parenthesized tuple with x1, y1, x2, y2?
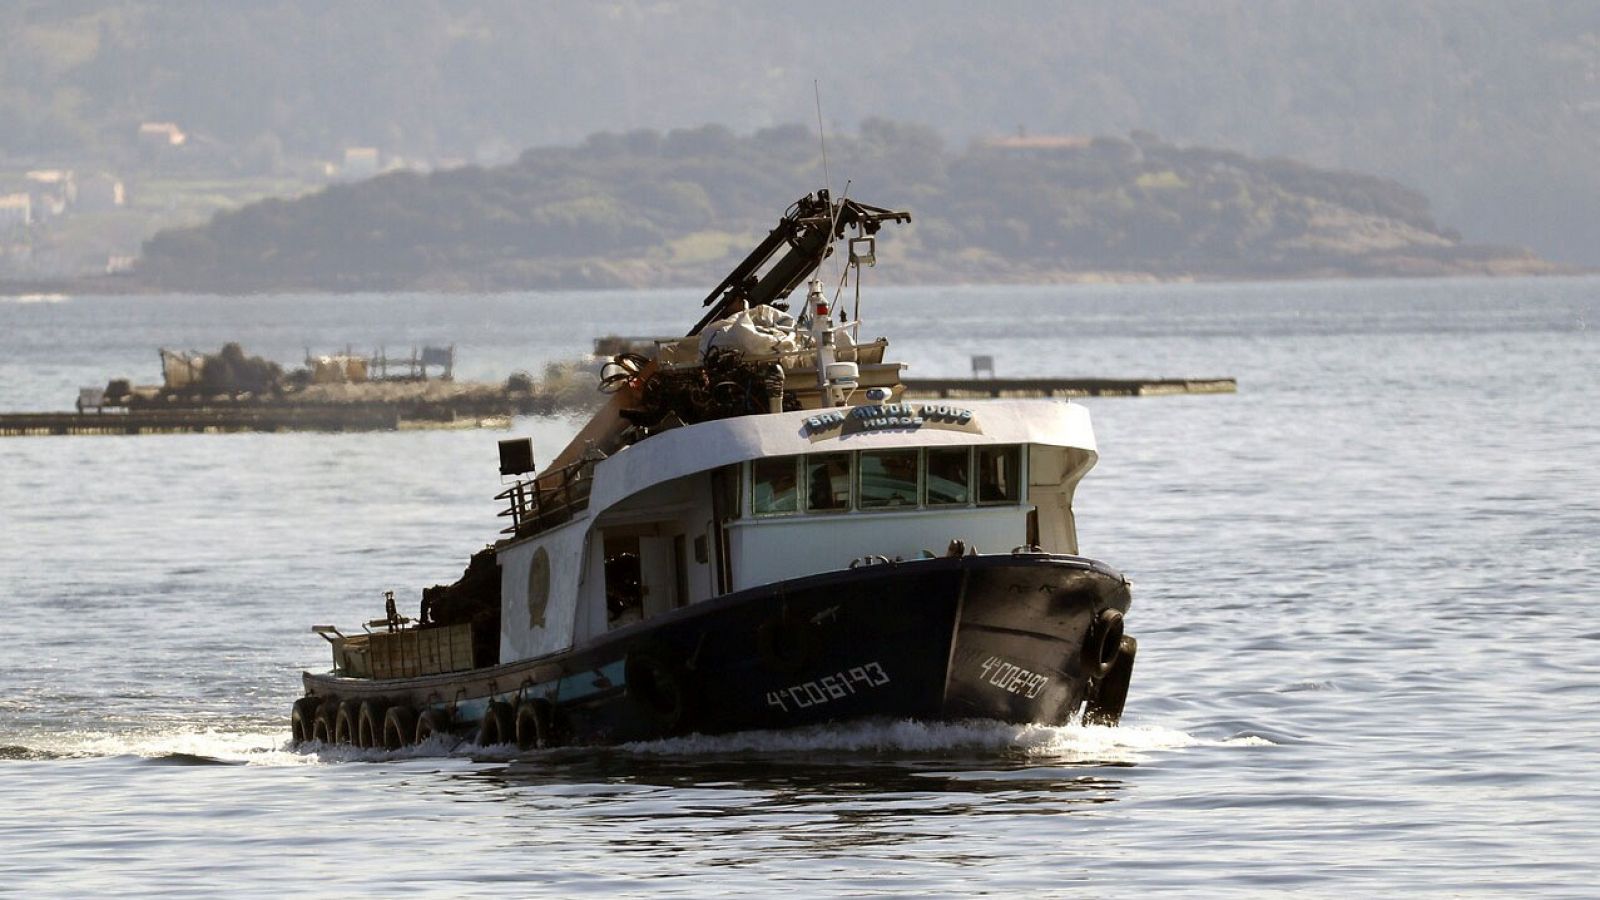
(979, 655, 1049, 699)
(766, 662, 890, 713)
(803, 404, 979, 441)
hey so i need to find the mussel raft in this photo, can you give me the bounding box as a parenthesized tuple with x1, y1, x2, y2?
(290, 189, 1137, 751)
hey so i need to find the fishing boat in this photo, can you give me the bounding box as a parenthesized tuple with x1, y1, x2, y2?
(291, 189, 1137, 750)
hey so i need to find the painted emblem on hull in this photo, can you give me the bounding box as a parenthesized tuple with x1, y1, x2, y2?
(527, 546, 550, 629)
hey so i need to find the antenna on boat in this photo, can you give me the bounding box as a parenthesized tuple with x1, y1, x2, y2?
(811, 84, 873, 338)
(813, 82, 846, 294)
(814, 80, 832, 201)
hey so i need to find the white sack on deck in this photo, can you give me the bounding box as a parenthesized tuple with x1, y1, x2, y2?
(746, 304, 795, 330)
(698, 305, 801, 358)
(832, 326, 856, 357)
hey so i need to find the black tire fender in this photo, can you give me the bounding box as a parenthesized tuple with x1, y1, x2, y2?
(625, 648, 695, 736)
(1081, 609, 1126, 679)
(381, 705, 416, 750)
(477, 700, 515, 747)
(356, 701, 385, 749)
(1084, 636, 1138, 726)
(290, 696, 320, 746)
(414, 707, 453, 744)
(756, 612, 816, 675)
(311, 699, 338, 744)
(515, 698, 559, 750)
(333, 700, 360, 745)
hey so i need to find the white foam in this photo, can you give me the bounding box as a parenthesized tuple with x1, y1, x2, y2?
(25, 719, 1273, 767)
(619, 718, 1226, 763)
(297, 732, 488, 764)
(39, 726, 314, 766)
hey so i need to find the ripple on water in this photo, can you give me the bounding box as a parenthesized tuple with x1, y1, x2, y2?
(3, 281, 1600, 895)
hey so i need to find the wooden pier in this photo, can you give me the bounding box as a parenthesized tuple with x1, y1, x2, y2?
(900, 377, 1237, 399)
(0, 407, 509, 437)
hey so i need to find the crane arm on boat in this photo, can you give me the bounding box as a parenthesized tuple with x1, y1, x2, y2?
(689, 189, 910, 337)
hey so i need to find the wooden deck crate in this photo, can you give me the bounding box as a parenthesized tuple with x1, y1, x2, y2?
(366, 623, 475, 679)
(328, 632, 372, 677)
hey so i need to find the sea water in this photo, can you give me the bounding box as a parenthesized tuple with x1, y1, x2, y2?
(1, 278, 1597, 896)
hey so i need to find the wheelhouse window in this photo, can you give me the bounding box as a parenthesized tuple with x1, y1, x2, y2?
(925, 447, 972, 506)
(805, 453, 851, 512)
(745, 446, 1025, 518)
(859, 449, 921, 510)
(751, 455, 799, 516)
(976, 445, 1022, 504)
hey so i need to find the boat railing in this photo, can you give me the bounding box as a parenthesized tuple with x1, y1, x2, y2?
(496, 458, 597, 537)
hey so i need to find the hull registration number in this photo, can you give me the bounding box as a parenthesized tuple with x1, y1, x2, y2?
(766, 662, 890, 713)
(978, 655, 1050, 699)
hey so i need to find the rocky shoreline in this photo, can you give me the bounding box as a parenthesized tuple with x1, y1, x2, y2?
(2, 253, 1581, 298)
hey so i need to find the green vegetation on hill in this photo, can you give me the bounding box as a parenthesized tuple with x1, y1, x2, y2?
(3, 2, 1596, 264)
(136, 123, 1557, 292)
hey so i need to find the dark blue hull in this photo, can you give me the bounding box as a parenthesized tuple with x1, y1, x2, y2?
(298, 553, 1135, 748)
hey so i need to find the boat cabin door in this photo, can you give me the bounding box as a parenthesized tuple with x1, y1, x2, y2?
(603, 525, 688, 630)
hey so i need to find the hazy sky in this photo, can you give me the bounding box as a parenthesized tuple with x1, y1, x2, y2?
(4, 1, 1596, 262)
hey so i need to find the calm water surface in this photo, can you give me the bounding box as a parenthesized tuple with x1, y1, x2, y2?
(1, 278, 1597, 896)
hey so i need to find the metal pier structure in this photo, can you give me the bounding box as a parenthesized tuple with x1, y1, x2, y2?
(900, 377, 1236, 399)
(0, 407, 510, 436)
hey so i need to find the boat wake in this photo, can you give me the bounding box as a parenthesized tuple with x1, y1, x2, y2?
(300, 717, 1272, 766)
(6, 727, 320, 767)
(617, 718, 1268, 763)
(6, 719, 1273, 768)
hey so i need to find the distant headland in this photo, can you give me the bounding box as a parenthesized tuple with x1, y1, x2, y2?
(6, 124, 1578, 296)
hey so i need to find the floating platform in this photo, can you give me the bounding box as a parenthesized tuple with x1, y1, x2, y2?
(2, 377, 1236, 436)
(901, 377, 1237, 399)
(0, 407, 510, 437)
